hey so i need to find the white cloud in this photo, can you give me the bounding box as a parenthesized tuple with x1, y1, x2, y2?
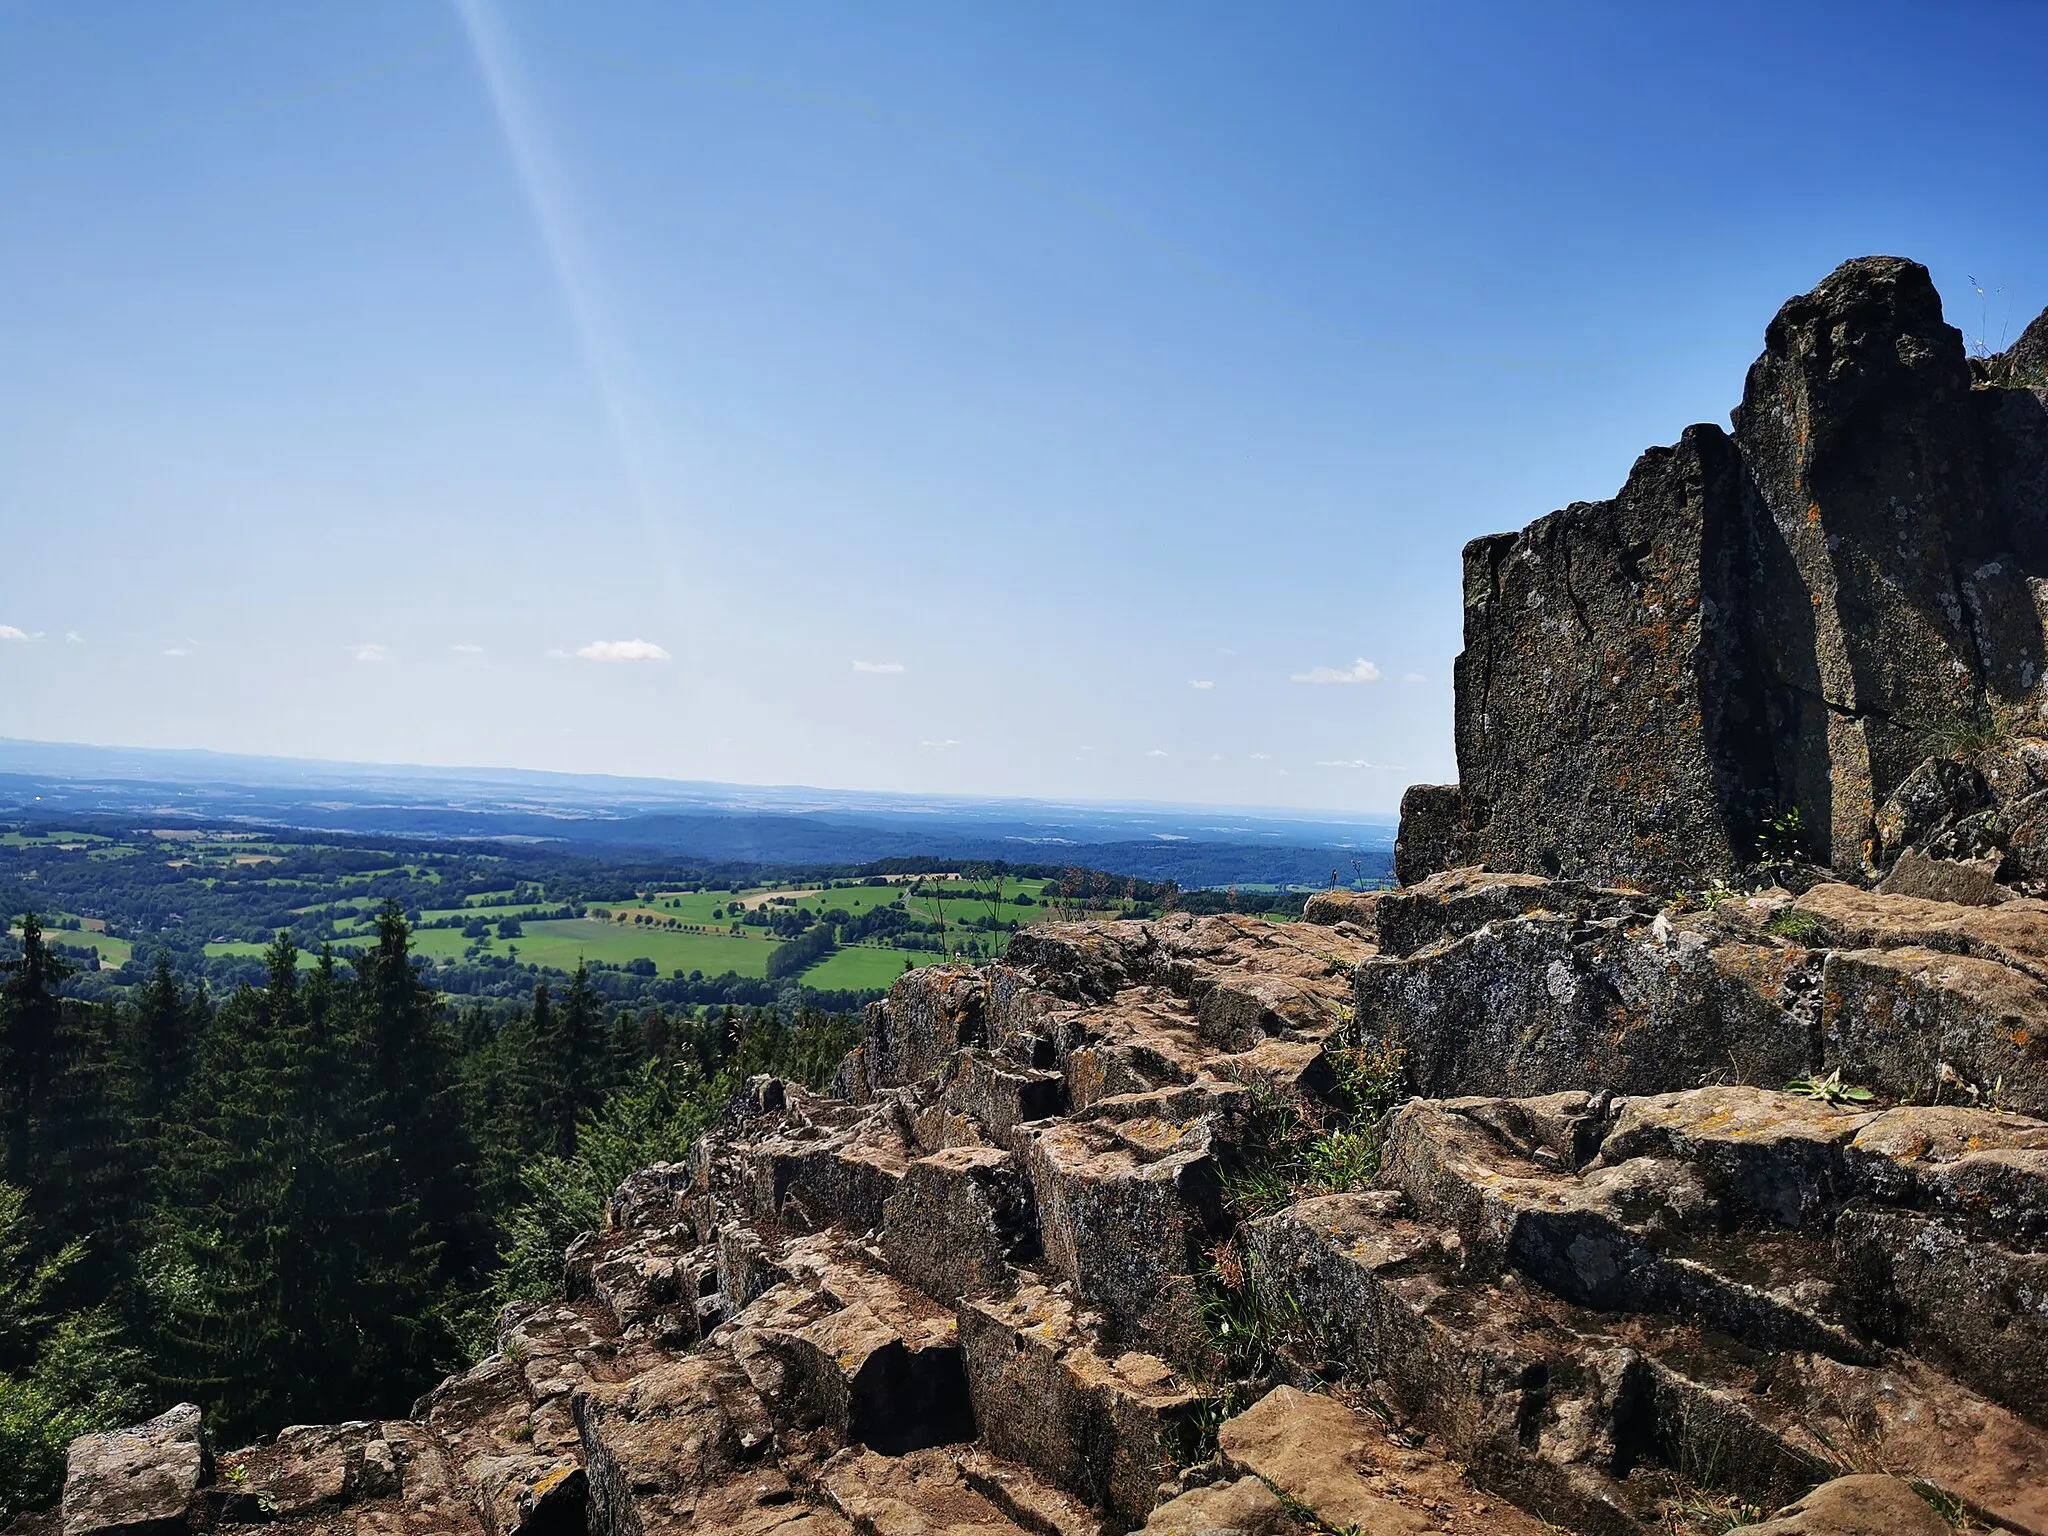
(576, 639, 669, 662)
(351, 643, 392, 663)
(1291, 658, 1381, 685)
(65, 631, 84, 645)
(1210, 753, 1224, 761)
(920, 738, 961, 748)
(1250, 753, 1271, 761)
(0, 626, 29, 642)
(1403, 672, 1427, 684)
(1316, 759, 1406, 771)
(164, 647, 190, 659)
(1145, 749, 1169, 758)
(1189, 679, 1214, 691)
(853, 660, 905, 674)
(451, 643, 485, 654)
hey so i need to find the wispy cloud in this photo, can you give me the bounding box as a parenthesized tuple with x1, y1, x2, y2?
(1403, 672, 1427, 684)
(576, 639, 669, 662)
(351, 643, 392, 663)
(1292, 658, 1381, 685)
(853, 660, 905, 675)
(0, 625, 30, 642)
(452, 643, 486, 655)
(1189, 679, 1214, 691)
(1145, 748, 1169, 758)
(65, 631, 84, 645)
(1316, 759, 1405, 770)
(164, 647, 190, 659)
(920, 738, 961, 748)
(1250, 753, 1271, 761)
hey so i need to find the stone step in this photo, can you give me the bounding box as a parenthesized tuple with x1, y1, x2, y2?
(816, 1448, 1038, 1536)
(713, 1233, 972, 1459)
(1244, 1190, 2048, 1536)
(1378, 1096, 1876, 1363)
(957, 1284, 1203, 1533)
(1215, 1386, 1558, 1536)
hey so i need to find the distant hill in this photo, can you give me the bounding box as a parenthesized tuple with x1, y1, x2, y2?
(0, 738, 1393, 889)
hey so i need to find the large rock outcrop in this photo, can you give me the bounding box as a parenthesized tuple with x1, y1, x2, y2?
(36, 900, 2048, 1536)
(1407, 257, 2048, 890)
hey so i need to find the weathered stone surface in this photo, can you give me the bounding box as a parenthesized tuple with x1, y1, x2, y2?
(1402, 258, 2048, 891)
(1597, 1087, 1873, 1228)
(882, 1146, 1038, 1304)
(719, 1235, 971, 1458)
(1874, 848, 2005, 904)
(1393, 784, 1474, 887)
(1140, 1478, 1296, 1536)
(1741, 1475, 1948, 1536)
(1022, 1114, 1221, 1362)
(816, 1447, 1037, 1536)
(1297, 888, 1380, 933)
(1372, 867, 1654, 960)
(1216, 1387, 1553, 1536)
(1821, 944, 2048, 1117)
(62, 1406, 206, 1536)
(575, 1351, 779, 1536)
(957, 1285, 1199, 1532)
(1353, 902, 1814, 1099)
(1835, 1205, 2048, 1418)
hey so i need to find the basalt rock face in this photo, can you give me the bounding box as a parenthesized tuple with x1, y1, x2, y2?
(44, 904, 2048, 1536)
(1418, 257, 2048, 891)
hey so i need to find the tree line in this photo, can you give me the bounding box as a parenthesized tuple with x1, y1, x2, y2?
(0, 903, 857, 1520)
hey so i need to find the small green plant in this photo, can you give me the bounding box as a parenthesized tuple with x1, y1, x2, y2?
(1755, 807, 1806, 865)
(1197, 1240, 1299, 1386)
(1662, 1491, 1764, 1534)
(222, 1463, 250, 1487)
(501, 1337, 528, 1366)
(1764, 908, 1828, 945)
(1785, 1069, 1876, 1106)
(1298, 1129, 1375, 1192)
(1911, 1480, 1971, 1529)
(510, 1419, 535, 1443)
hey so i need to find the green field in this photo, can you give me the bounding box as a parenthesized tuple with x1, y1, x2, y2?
(14, 918, 134, 968)
(185, 874, 1097, 995)
(800, 943, 927, 991)
(405, 917, 780, 978)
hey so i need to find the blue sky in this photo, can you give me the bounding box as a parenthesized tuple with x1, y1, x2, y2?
(4, 1, 2044, 813)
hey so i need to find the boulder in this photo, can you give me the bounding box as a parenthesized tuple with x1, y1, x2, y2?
(1874, 848, 2005, 905)
(1742, 1476, 1948, 1536)
(61, 1406, 206, 1536)
(1141, 1477, 1297, 1536)
(1393, 784, 1475, 886)
(1298, 888, 1380, 932)
(1596, 1086, 1873, 1228)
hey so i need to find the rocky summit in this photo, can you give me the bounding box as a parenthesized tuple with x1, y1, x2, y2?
(1399, 255, 2048, 892)
(29, 260, 2048, 1536)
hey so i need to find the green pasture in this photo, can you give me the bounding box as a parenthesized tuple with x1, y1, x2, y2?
(799, 944, 929, 992)
(13, 918, 134, 968)
(405, 917, 777, 979)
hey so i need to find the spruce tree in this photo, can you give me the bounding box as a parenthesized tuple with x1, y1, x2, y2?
(352, 902, 487, 1293)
